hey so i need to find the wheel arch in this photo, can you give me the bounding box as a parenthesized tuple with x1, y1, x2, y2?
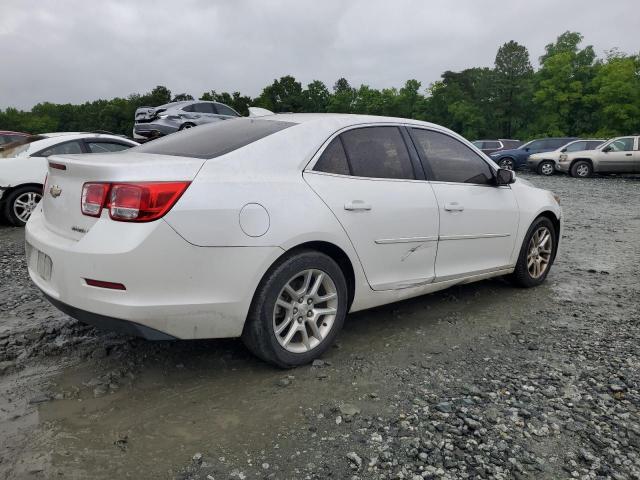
(536, 210, 561, 262)
(570, 157, 594, 171)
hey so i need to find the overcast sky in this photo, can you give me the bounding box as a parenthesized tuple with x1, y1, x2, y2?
(1, 0, 638, 110)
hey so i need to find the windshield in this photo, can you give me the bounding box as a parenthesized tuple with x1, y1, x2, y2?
(0, 135, 46, 158)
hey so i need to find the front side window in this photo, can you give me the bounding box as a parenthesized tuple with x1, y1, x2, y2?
(36, 141, 83, 156)
(86, 142, 132, 153)
(472, 141, 483, 149)
(608, 137, 634, 152)
(135, 118, 295, 159)
(587, 141, 603, 149)
(411, 129, 494, 185)
(313, 137, 350, 175)
(340, 127, 414, 180)
(566, 141, 586, 152)
(216, 104, 239, 117)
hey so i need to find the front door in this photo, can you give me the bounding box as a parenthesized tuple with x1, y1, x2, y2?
(598, 137, 636, 173)
(409, 127, 519, 280)
(304, 126, 440, 291)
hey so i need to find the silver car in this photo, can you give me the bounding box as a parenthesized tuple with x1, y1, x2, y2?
(133, 100, 240, 141)
(557, 135, 640, 177)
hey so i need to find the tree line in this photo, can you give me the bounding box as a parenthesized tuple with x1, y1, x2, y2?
(1, 31, 638, 141)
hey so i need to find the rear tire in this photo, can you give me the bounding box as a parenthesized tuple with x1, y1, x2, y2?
(4, 186, 42, 227)
(509, 216, 557, 288)
(537, 161, 555, 176)
(179, 122, 196, 130)
(570, 160, 592, 178)
(242, 250, 348, 368)
(498, 158, 515, 170)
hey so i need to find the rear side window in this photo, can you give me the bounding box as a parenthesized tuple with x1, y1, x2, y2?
(86, 141, 132, 153)
(314, 137, 350, 175)
(135, 118, 295, 159)
(340, 127, 414, 180)
(484, 141, 501, 149)
(587, 141, 603, 149)
(192, 103, 215, 113)
(411, 129, 493, 185)
(36, 140, 83, 156)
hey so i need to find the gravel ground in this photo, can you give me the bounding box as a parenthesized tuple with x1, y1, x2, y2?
(0, 172, 639, 479)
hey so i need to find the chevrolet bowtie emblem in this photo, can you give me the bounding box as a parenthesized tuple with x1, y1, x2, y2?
(49, 185, 62, 198)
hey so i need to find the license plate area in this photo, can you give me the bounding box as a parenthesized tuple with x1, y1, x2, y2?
(26, 242, 53, 281)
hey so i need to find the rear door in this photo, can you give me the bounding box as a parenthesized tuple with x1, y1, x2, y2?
(304, 126, 440, 291)
(409, 128, 519, 280)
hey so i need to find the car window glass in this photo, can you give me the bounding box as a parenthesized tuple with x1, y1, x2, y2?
(609, 137, 634, 151)
(485, 141, 501, 149)
(216, 104, 238, 117)
(526, 140, 545, 150)
(182, 104, 195, 112)
(135, 118, 295, 159)
(86, 142, 131, 153)
(313, 137, 350, 175)
(193, 103, 215, 114)
(472, 141, 483, 149)
(566, 141, 586, 152)
(587, 141, 603, 149)
(37, 141, 83, 156)
(340, 127, 414, 180)
(411, 129, 493, 185)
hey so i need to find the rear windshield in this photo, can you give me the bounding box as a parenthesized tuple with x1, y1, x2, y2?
(134, 118, 296, 159)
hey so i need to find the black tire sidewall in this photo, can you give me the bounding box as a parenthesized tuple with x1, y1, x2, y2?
(538, 161, 554, 176)
(244, 251, 348, 367)
(5, 186, 42, 227)
(571, 161, 591, 178)
(512, 216, 557, 288)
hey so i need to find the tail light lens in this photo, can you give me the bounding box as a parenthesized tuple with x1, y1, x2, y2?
(80, 181, 189, 222)
(81, 183, 109, 217)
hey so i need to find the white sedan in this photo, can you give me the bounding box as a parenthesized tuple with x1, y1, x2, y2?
(0, 132, 138, 226)
(25, 114, 561, 366)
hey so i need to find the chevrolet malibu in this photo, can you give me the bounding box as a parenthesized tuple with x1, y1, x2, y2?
(26, 114, 561, 367)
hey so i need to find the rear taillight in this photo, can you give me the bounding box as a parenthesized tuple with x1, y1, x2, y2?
(81, 183, 109, 217)
(80, 181, 189, 222)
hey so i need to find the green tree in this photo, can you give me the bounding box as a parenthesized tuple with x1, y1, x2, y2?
(327, 78, 355, 113)
(255, 75, 303, 112)
(171, 93, 194, 102)
(301, 80, 330, 112)
(494, 40, 533, 138)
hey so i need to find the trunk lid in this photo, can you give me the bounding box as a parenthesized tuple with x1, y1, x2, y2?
(41, 152, 205, 241)
(134, 106, 166, 123)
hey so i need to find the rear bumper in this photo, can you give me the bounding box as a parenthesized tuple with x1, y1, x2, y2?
(25, 207, 283, 339)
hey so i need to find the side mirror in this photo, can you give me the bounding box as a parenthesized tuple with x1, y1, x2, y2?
(524, 147, 530, 152)
(602, 145, 611, 153)
(496, 168, 515, 186)
(561, 148, 567, 152)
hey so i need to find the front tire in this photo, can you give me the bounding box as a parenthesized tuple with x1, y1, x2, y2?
(242, 250, 348, 367)
(537, 161, 555, 176)
(4, 187, 42, 227)
(498, 158, 515, 170)
(509, 216, 557, 288)
(570, 160, 592, 178)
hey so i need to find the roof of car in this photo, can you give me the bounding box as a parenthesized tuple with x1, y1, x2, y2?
(262, 112, 446, 130)
(0, 130, 29, 135)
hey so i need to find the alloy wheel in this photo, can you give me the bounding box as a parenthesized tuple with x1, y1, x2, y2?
(272, 269, 338, 354)
(13, 191, 41, 223)
(576, 164, 590, 177)
(540, 162, 554, 175)
(527, 226, 553, 279)
(499, 159, 514, 170)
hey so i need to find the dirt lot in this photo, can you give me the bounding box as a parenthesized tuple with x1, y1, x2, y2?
(1, 172, 639, 480)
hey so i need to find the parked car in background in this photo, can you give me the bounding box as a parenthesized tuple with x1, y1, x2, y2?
(133, 100, 241, 141)
(0, 133, 138, 226)
(557, 135, 640, 177)
(489, 137, 577, 170)
(0, 130, 30, 148)
(26, 113, 561, 366)
(527, 139, 605, 175)
(472, 139, 522, 155)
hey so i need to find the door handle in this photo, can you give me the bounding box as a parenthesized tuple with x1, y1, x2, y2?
(444, 202, 464, 212)
(344, 200, 372, 211)
(625, 153, 632, 156)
